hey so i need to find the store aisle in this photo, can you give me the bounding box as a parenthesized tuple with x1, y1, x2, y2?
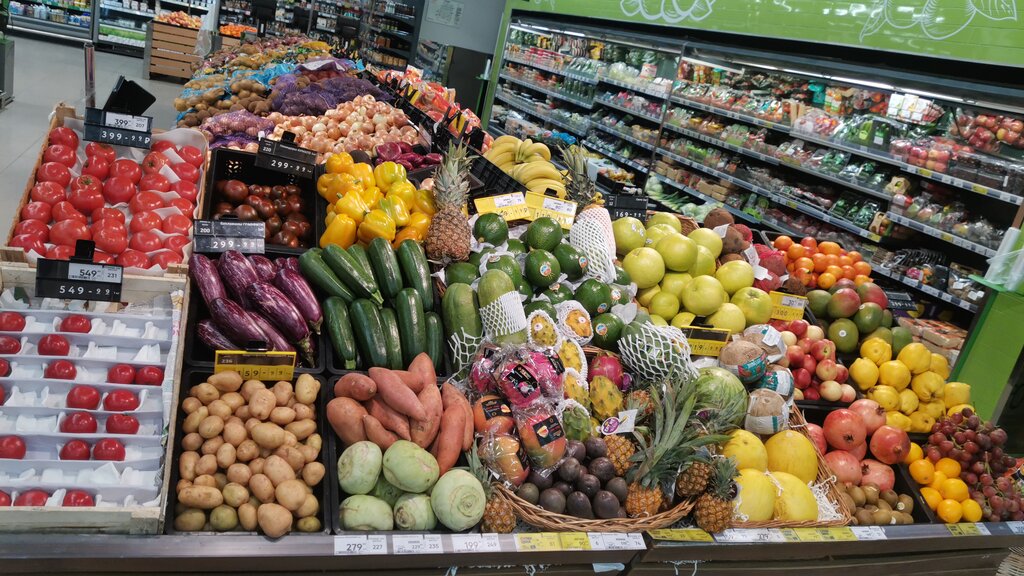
(0, 36, 184, 211)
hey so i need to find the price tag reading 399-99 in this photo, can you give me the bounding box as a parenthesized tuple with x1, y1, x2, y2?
(84, 108, 153, 149)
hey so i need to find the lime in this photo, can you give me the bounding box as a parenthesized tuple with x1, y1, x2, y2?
(540, 282, 573, 305)
(516, 278, 533, 300)
(485, 254, 523, 285)
(473, 213, 509, 245)
(575, 279, 613, 316)
(445, 262, 479, 286)
(609, 284, 627, 307)
(553, 243, 589, 281)
(524, 249, 561, 288)
(505, 238, 527, 255)
(525, 217, 563, 251)
(524, 300, 557, 320)
(591, 313, 624, 351)
(614, 264, 631, 285)
(468, 247, 496, 268)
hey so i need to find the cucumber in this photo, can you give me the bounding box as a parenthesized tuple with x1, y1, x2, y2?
(395, 288, 426, 366)
(323, 244, 382, 305)
(424, 312, 444, 373)
(323, 296, 357, 369)
(348, 299, 388, 369)
(298, 249, 355, 302)
(347, 245, 374, 279)
(367, 237, 404, 303)
(379, 307, 404, 370)
(477, 269, 526, 345)
(396, 239, 433, 312)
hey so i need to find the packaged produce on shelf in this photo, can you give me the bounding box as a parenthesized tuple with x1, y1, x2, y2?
(155, 10, 200, 28)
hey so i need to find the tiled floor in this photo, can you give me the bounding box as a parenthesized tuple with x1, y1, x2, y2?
(0, 34, 184, 214)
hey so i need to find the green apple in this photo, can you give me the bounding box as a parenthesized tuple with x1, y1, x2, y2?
(680, 275, 726, 316)
(707, 303, 747, 334)
(612, 217, 646, 256)
(649, 291, 680, 319)
(731, 287, 773, 326)
(715, 260, 755, 295)
(622, 247, 666, 289)
(690, 245, 716, 277)
(671, 311, 696, 328)
(688, 227, 724, 259)
(660, 272, 693, 299)
(646, 212, 682, 233)
(655, 233, 697, 272)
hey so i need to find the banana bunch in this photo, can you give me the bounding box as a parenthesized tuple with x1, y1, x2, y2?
(484, 135, 566, 198)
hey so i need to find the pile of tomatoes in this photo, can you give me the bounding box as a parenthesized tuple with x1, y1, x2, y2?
(772, 235, 874, 290)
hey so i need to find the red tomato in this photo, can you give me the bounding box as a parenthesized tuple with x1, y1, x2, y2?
(107, 364, 135, 384)
(60, 315, 91, 333)
(9, 235, 45, 257)
(36, 162, 71, 188)
(116, 250, 150, 269)
(59, 439, 90, 460)
(92, 207, 125, 224)
(13, 219, 49, 241)
(0, 381, 5, 400)
(50, 219, 91, 247)
(68, 184, 104, 214)
(170, 163, 199, 183)
(170, 180, 198, 202)
(43, 144, 77, 168)
(66, 385, 100, 409)
(129, 191, 164, 213)
(167, 197, 195, 216)
(19, 201, 53, 224)
(52, 201, 87, 223)
(14, 489, 49, 506)
(0, 336, 21, 354)
(139, 173, 170, 193)
(129, 210, 162, 233)
(179, 145, 204, 167)
(30, 181, 66, 205)
(110, 159, 142, 183)
(0, 491, 9, 506)
(103, 390, 139, 411)
(129, 231, 162, 252)
(85, 142, 116, 164)
(134, 366, 164, 386)
(102, 176, 137, 205)
(162, 214, 192, 235)
(49, 127, 79, 149)
(142, 152, 168, 175)
(92, 251, 115, 265)
(82, 156, 110, 181)
(62, 490, 95, 507)
(93, 221, 128, 255)
(151, 251, 183, 269)
(38, 334, 70, 356)
(60, 411, 97, 433)
(105, 414, 139, 435)
(164, 234, 191, 255)
(0, 312, 25, 331)
(46, 245, 74, 260)
(92, 438, 126, 461)
(44, 359, 77, 380)
(152, 140, 177, 154)
(0, 435, 26, 459)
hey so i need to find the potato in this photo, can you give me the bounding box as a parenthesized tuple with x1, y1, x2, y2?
(201, 436, 224, 456)
(235, 406, 252, 420)
(198, 415, 225, 439)
(193, 382, 220, 405)
(301, 461, 326, 487)
(208, 371, 243, 393)
(297, 444, 319, 464)
(236, 440, 259, 462)
(227, 463, 252, 486)
(207, 399, 232, 420)
(249, 473, 275, 503)
(250, 389, 277, 421)
(222, 422, 247, 447)
(274, 479, 307, 511)
(196, 454, 218, 477)
(296, 517, 321, 532)
(257, 503, 293, 538)
(269, 407, 296, 426)
(193, 474, 217, 488)
(222, 482, 250, 508)
(225, 415, 243, 427)
(182, 397, 202, 414)
(181, 432, 203, 452)
(216, 442, 237, 469)
(294, 374, 320, 405)
(182, 407, 209, 434)
(296, 493, 318, 518)
(252, 422, 286, 449)
(214, 473, 228, 490)
(263, 455, 296, 486)
(244, 418, 261, 433)
(248, 457, 266, 476)
(293, 404, 314, 421)
(275, 446, 305, 472)
(174, 508, 207, 531)
(221, 392, 245, 412)
(238, 502, 258, 531)
(259, 447, 273, 459)
(210, 504, 239, 531)
(285, 419, 316, 441)
(272, 381, 293, 406)
(286, 398, 296, 409)
(176, 479, 192, 492)
(306, 434, 322, 452)
(179, 451, 200, 481)
(283, 431, 298, 447)
(240, 379, 266, 401)
(178, 485, 224, 510)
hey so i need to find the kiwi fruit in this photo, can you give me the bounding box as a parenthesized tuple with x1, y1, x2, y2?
(839, 492, 856, 513)
(862, 504, 877, 513)
(558, 458, 582, 483)
(567, 492, 594, 519)
(566, 440, 586, 462)
(576, 474, 601, 498)
(605, 477, 629, 503)
(897, 494, 915, 514)
(849, 485, 866, 507)
(854, 509, 873, 526)
(593, 491, 620, 519)
(584, 437, 608, 459)
(880, 489, 899, 508)
(588, 457, 616, 483)
(516, 483, 540, 505)
(863, 484, 880, 505)
(529, 469, 554, 491)
(875, 499, 892, 513)
(538, 488, 566, 514)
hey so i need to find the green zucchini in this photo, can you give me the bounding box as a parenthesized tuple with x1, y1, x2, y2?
(348, 299, 388, 368)
(323, 244, 382, 305)
(396, 239, 433, 312)
(424, 311, 444, 373)
(323, 297, 358, 370)
(379, 307, 403, 370)
(367, 237, 404, 303)
(298, 248, 354, 302)
(395, 288, 426, 366)
(347, 245, 373, 278)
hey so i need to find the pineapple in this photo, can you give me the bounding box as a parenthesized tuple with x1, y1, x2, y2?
(589, 376, 624, 421)
(560, 144, 603, 212)
(605, 433, 636, 476)
(626, 389, 653, 423)
(675, 450, 713, 498)
(470, 449, 516, 533)
(694, 456, 738, 534)
(424, 141, 473, 263)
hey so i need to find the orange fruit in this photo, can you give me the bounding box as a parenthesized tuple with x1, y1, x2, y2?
(825, 265, 844, 278)
(787, 244, 806, 260)
(811, 253, 828, 273)
(774, 235, 794, 251)
(961, 499, 983, 522)
(905, 442, 924, 464)
(824, 254, 839, 267)
(842, 265, 857, 280)
(819, 241, 841, 255)
(787, 263, 795, 273)
(940, 478, 970, 502)
(792, 268, 812, 286)
(795, 257, 814, 271)
(808, 273, 819, 289)
(920, 487, 942, 511)
(801, 237, 818, 251)
(929, 471, 948, 491)
(838, 255, 853, 267)
(909, 459, 935, 485)
(854, 274, 872, 286)
(937, 499, 963, 523)
(817, 272, 837, 289)
(848, 250, 863, 263)
(854, 261, 872, 276)
(935, 458, 962, 479)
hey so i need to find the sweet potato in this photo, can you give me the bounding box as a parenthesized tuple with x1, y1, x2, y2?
(440, 382, 474, 451)
(407, 353, 436, 392)
(334, 373, 377, 401)
(433, 406, 465, 476)
(393, 370, 425, 393)
(410, 381, 442, 449)
(326, 397, 367, 446)
(365, 398, 411, 441)
(368, 367, 427, 421)
(362, 415, 398, 450)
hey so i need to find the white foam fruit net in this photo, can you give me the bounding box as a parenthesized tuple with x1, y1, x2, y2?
(569, 208, 616, 283)
(449, 327, 485, 375)
(618, 323, 699, 383)
(480, 291, 528, 342)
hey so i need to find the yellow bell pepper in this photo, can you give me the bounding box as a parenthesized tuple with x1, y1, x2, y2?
(379, 197, 410, 227)
(325, 152, 354, 175)
(359, 186, 383, 209)
(320, 214, 356, 249)
(334, 172, 363, 198)
(358, 209, 396, 243)
(373, 161, 408, 192)
(348, 162, 375, 190)
(412, 189, 436, 216)
(406, 212, 431, 235)
(325, 211, 337, 225)
(387, 181, 417, 207)
(317, 173, 341, 201)
(392, 226, 425, 247)
(334, 192, 370, 224)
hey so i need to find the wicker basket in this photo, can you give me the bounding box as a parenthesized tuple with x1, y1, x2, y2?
(493, 483, 695, 533)
(731, 405, 853, 529)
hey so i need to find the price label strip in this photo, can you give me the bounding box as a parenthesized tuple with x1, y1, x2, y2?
(214, 350, 297, 381)
(83, 107, 153, 149)
(769, 291, 808, 322)
(392, 534, 444, 555)
(333, 534, 388, 556)
(679, 326, 731, 357)
(787, 527, 857, 542)
(714, 529, 786, 543)
(450, 533, 501, 553)
(850, 526, 887, 541)
(255, 135, 317, 178)
(647, 528, 714, 542)
(526, 192, 578, 229)
(514, 532, 561, 552)
(193, 220, 266, 254)
(36, 258, 124, 302)
(558, 532, 592, 550)
(947, 523, 991, 537)
(474, 192, 531, 221)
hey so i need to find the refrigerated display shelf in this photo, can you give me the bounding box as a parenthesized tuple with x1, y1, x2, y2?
(20, 0, 91, 12)
(591, 142, 649, 175)
(502, 52, 599, 85)
(494, 91, 591, 137)
(10, 13, 93, 37)
(663, 122, 780, 165)
(498, 73, 593, 108)
(593, 96, 662, 123)
(99, 32, 145, 45)
(599, 75, 671, 100)
(870, 265, 980, 313)
(886, 212, 998, 257)
(669, 94, 793, 132)
(159, 0, 209, 9)
(100, 3, 154, 16)
(592, 122, 656, 152)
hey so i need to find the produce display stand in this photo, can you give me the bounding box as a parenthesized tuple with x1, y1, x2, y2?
(143, 21, 201, 81)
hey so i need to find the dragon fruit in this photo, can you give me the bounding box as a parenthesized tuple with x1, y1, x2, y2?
(470, 344, 503, 394)
(497, 349, 560, 406)
(588, 352, 626, 391)
(590, 375, 624, 421)
(562, 368, 590, 410)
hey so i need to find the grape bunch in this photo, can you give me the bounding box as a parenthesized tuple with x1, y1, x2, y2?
(926, 408, 1022, 522)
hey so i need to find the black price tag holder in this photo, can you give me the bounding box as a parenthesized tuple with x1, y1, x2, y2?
(255, 132, 317, 178)
(36, 240, 124, 302)
(83, 107, 153, 149)
(193, 218, 266, 254)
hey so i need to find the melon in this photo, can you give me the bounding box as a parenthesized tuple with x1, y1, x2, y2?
(765, 430, 818, 484)
(770, 471, 818, 521)
(734, 469, 776, 522)
(694, 367, 748, 426)
(723, 429, 767, 472)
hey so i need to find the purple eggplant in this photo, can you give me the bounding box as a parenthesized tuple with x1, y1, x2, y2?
(218, 250, 259, 308)
(189, 254, 227, 307)
(250, 255, 276, 282)
(282, 257, 300, 272)
(273, 267, 322, 334)
(209, 297, 269, 348)
(245, 282, 315, 366)
(197, 319, 239, 351)
(247, 310, 294, 353)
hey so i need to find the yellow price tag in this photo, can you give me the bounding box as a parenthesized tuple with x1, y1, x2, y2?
(679, 326, 732, 356)
(474, 193, 531, 222)
(947, 523, 986, 536)
(791, 527, 856, 542)
(558, 533, 592, 550)
(647, 528, 714, 542)
(940, 232, 954, 242)
(515, 533, 561, 552)
(770, 291, 808, 322)
(214, 350, 296, 381)
(526, 192, 577, 229)
(918, 168, 933, 177)
(972, 184, 989, 195)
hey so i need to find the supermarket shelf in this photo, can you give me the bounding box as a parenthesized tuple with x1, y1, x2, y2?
(887, 212, 998, 257)
(498, 72, 593, 108)
(370, 24, 409, 39)
(373, 44, 411, 58)
(598, 74, 671, 100)
(100, 20, 144, 31)
(219, 5, 247, 12)
(10, 14, 92, 38)
(650, 173, 764, 226)
(20, 0, 92, 12)
(871, 265, 979, 313)
(98, 32, 146, 46)
(593, 96, 662, 123)
(159, 0, 210, 9)
(591, 142, 650, 175)
(779, 160, 894, 201)
(374, 10, 414, 24)
(101, 3, 154, 16)
(592, 122, 656, 152)
(503, 53, 599, 85)
(663, 122, 780, 165)
(670, 94, 793, 132)
(494, 91, 591, 138)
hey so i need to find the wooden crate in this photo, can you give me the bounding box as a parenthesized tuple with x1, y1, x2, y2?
(145, 22, 201, 80)
(0, 261, 189, 534)
(220, 34, 241, 48)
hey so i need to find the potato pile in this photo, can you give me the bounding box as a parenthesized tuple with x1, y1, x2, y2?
(173, 371, 326, 537)
(175, 79, 271, 128)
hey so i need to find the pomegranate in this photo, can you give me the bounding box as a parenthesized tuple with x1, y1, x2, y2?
(805, 423, 827, 455)
(824, 450, 863, 485)
(860, 458, 895, 492)
(823, 409, 866, 451)
(849, 441, 868, 460)
(588, 352, 625, 391)
(849, 399, 886, 435)
(869, 425, 911, 465)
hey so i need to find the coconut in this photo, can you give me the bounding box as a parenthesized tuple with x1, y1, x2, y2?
(744, 388, 789, 435)
(721, 253, 744, 263)
(757, 365, 795, 401)
(703, 207, 735, 229)
(780, 275, 807, 296)
(719, 340, 768, 384)
(721, 226, 746, 254)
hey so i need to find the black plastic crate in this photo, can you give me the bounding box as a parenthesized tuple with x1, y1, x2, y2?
(164, 370, 331, 535)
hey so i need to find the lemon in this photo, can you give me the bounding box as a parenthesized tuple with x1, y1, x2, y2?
(878, 360, 911, 391)
(850, 358, 880, 391)
(897, 342, 932, 374)
(920, 487, 942, 511)
(930, 353, 950, 378)
(961, 499, 983, 522)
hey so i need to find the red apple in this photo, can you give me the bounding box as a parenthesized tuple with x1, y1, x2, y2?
(798, 337, 813, 354)
(802, 355, 817, 374)
(793, 368, 812, 390)
(816, 358, 839, 381)
(835, 363, 849, 384)
(786, 345, 805, 366)
(788, 319, 808, 338)
(811, 339, 835, 362)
